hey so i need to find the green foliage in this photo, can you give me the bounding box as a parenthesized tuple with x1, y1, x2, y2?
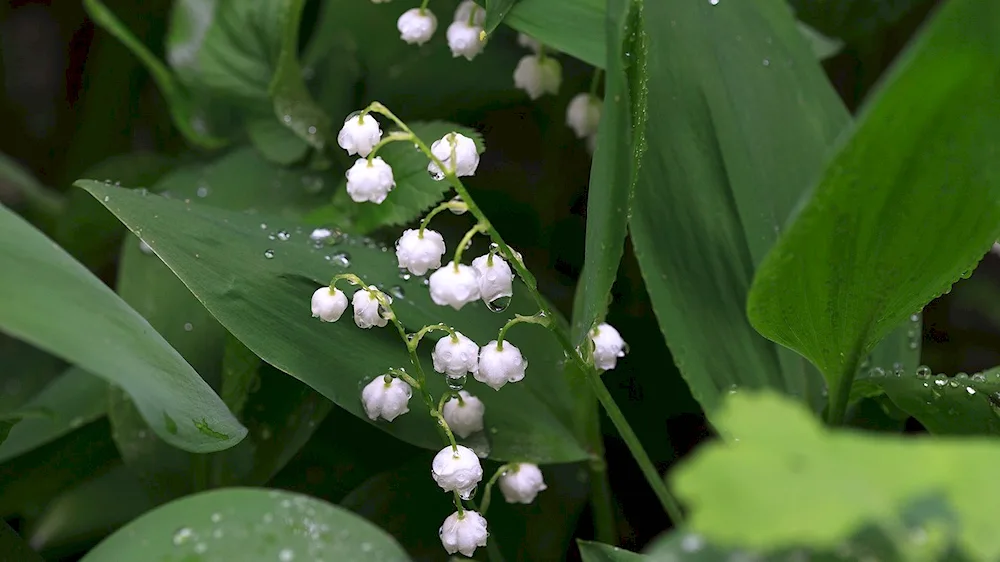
(672, 391, 1000, 560)
(628, 0, 845, 414)
(81, 488, 409, 561)
(0, 203, 245, 452)
(578, 540, 647, 561)
(747, 0, 1000, 421)
(506, 0, 605, 67)
(79, 181, 588, 463)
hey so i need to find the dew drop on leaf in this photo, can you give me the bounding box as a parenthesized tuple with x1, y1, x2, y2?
(264, 249, 275, 259)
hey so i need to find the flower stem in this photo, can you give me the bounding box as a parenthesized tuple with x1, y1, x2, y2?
(453, 222, 488, 268)
(367, 131, 413, 163)
(496, 313, 550, 349)
(478, 464, 513, 515)
(419, 198, 465, 236)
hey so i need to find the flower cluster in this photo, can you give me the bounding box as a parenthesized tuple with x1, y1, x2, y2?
(315, 102, 628, 556)
(385, 0, 487, 60)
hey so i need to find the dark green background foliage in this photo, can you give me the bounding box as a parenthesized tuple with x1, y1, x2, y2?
(7, 0, 1000, 560)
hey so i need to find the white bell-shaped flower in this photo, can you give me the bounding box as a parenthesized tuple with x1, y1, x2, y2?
(353, 288, 391, 329)
(432, 445, 483, 498)
(513, 54, 562, 99)
(428, 132, 480, 178)
(446, 20, 485, 60)
(361, 376, 411, 422)
(475, 340, 527, 390)
(439, 510, 488, 557)
(590, 322, 626, 370)
(453, 1, 485, 26)
(471, 254, 513, 307)
(566, 93, 602, 139)
(442, 390, 485, 438)
(346, 157, 395, 204)
(396, 229, 446, 275)
(517, 33, 541, 52)
(397, 8, 437, 45)
(337, 114, 382, 157)
(429, 262, 481, 310)
(310, 286, 348, 322)
(432, 332, 480, 378)
(498, 463, 547, 504)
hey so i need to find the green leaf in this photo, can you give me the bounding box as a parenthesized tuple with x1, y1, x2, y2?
(0, 203, 245, 452)
(83, 0, 227, 149)
(221, 334, 261, 419)
(344, 122, 485, 233)
(628, 0, 845, 413)
(571, 0, 643, 342)
(78, 182, 588, 463)
(81, 488, 409, 561)
(0, 151, 64, 216)
(747, 0, 1000, 419)
(0, 520, 44, 562)
(246, 118, 310, 165)
(485, 0, 519, 35)
(506, 0, 605, 68)
(0, 368, 107, 464)
(867, 366, 1000, 435)
(670, 391, 1000, 560)
(167, 0, 330, 150)
(797, 21, 844, 60)
(578, 540, 647, 561)
(790, 0, 933, 44)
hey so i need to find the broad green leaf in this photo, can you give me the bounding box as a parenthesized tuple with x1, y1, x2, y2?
(0, 203, 245, 452)
(83, 0, 226, 149)
(571, 0, 642, 342)
(747, 0, 1000, 419)
(628, 0, 845, 413)
(506, 0, 604, 68)
(670, 391, 1000, 560)
(870, 366, 1000, 435)
(342, 122, 485, 233)
(78, 182, 588, 463)
(0, 368, 107, 464)
(27, 465, 153, 553)
(167, 0, 330, 150)
(0, 151, 63, 216)
(246, 118, 310, 165)
(485, 0, 519, 35)
(578, 540, 647, 561)
(81, 488, 409, 562)
(54, 152, 176, 271)
(0, 521, 44, 562)
(221, 334, 260, 418)
(0, 336, 66, 412)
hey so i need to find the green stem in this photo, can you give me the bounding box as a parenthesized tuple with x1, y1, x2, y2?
(366, 131, 413, 163)
(588, 454, 617, 544)
(419, 199, 466, 235)
(589, 68, 604, 97)
(478, 464, 513, 515)
(367, 102, 684, 523)
(826, 346, 863, 426)
(496, 313, 550, 349)
(453, 490, 466, 516)
(453, 222, 488, 268)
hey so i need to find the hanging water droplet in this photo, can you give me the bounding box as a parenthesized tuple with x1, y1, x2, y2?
(916, 366, 932, 379)
(277, 230, 291, 241)
(264, 249, 275, 259)
(486, 295, 512, 313)
(172, 527, 195, 546)
(331, 252, 350, 267)
(447, 375, 467, 390)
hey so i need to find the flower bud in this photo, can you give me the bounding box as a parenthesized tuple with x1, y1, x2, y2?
(475, 340, 527, 390)
(361, 376, 411, 422)
(310, 286, 348, 322)
(346, 157, 395, 204)
(566, 93, 602, 139)
(353, 289, 391, 329)
(453, 1, 485, 26)
(442, 390, 485, 438)
(471, 254, 513, 307)
(397, 8, 437, 45)
(439, 510, 488, 557)
(396, 229, 446, 276)
(432, 445, 483, 499)
(590, 322, 626, 371)
(337, 114, 382, 157)
(498, 463, 547, 504)
(446, 20, 485, 60)
(429, 262, 481, 310)
(432, 332, 480, 378)
(513, 54, 562, 99)
(428, 132, 480, 178)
